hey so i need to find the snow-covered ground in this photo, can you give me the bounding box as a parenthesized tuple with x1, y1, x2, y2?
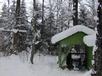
(0, 54, 91, 76)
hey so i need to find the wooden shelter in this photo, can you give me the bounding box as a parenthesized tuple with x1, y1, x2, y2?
(51, 25, 96, 70)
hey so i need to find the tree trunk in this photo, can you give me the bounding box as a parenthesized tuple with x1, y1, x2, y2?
(15, 0, 21, 25)
(73, 0, 78, 25)
(30, 43, 36, 64)
(12, 0, 21, 53)
(8, 0, 10, 16)
(30, 0, 37, 64)
(92, 0, 102, 76)
(41, 0, 45, 39)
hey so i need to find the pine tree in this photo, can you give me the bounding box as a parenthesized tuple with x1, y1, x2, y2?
(9, 0, 16, 29)
(44, 12, 56, 55)
(0, 4, 9, 28)
(0, 3, 12, 55)
(20, 0, 33, 50)
(55, 0, 73, 32)
(20, 0, 28, 29)
(13, 0, 27, 53)
(78, 5, 88, 26)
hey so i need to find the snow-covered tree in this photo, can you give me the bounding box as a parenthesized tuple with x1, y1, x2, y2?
(13, 0, 28, 53)
(0, 3, 12, 55)
(20, 0, 28, 29)
(9, 0, 16, 29)
(20, 0, 33, 51)
(78, 5, 88, 26)
(0, 4, 9, 28)
(79, 0, 97, 29)
(44, 12, 56, 54)
(78, 5, 93, 28)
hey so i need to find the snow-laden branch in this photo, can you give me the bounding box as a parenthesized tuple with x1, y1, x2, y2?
(0, 28, 27, 33)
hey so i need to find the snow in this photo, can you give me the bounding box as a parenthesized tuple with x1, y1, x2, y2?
(12, 29, 18, 33)
(94, 16, 98, 21)
(0, 54, 91, 76)
(51, 25, 95, 44)
(0, 28, 5, 31)
(83, 34, 96, 47)
(72, 55, 80, 59)
(0, 55, 34, 76)
(0, 28, 27, 33)
(11, 29, 27, 33)
(35, 41, 40, 44)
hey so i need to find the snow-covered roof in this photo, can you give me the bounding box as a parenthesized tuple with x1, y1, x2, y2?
(83, 34, 96, 47)
(51, 25, 96, 44)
